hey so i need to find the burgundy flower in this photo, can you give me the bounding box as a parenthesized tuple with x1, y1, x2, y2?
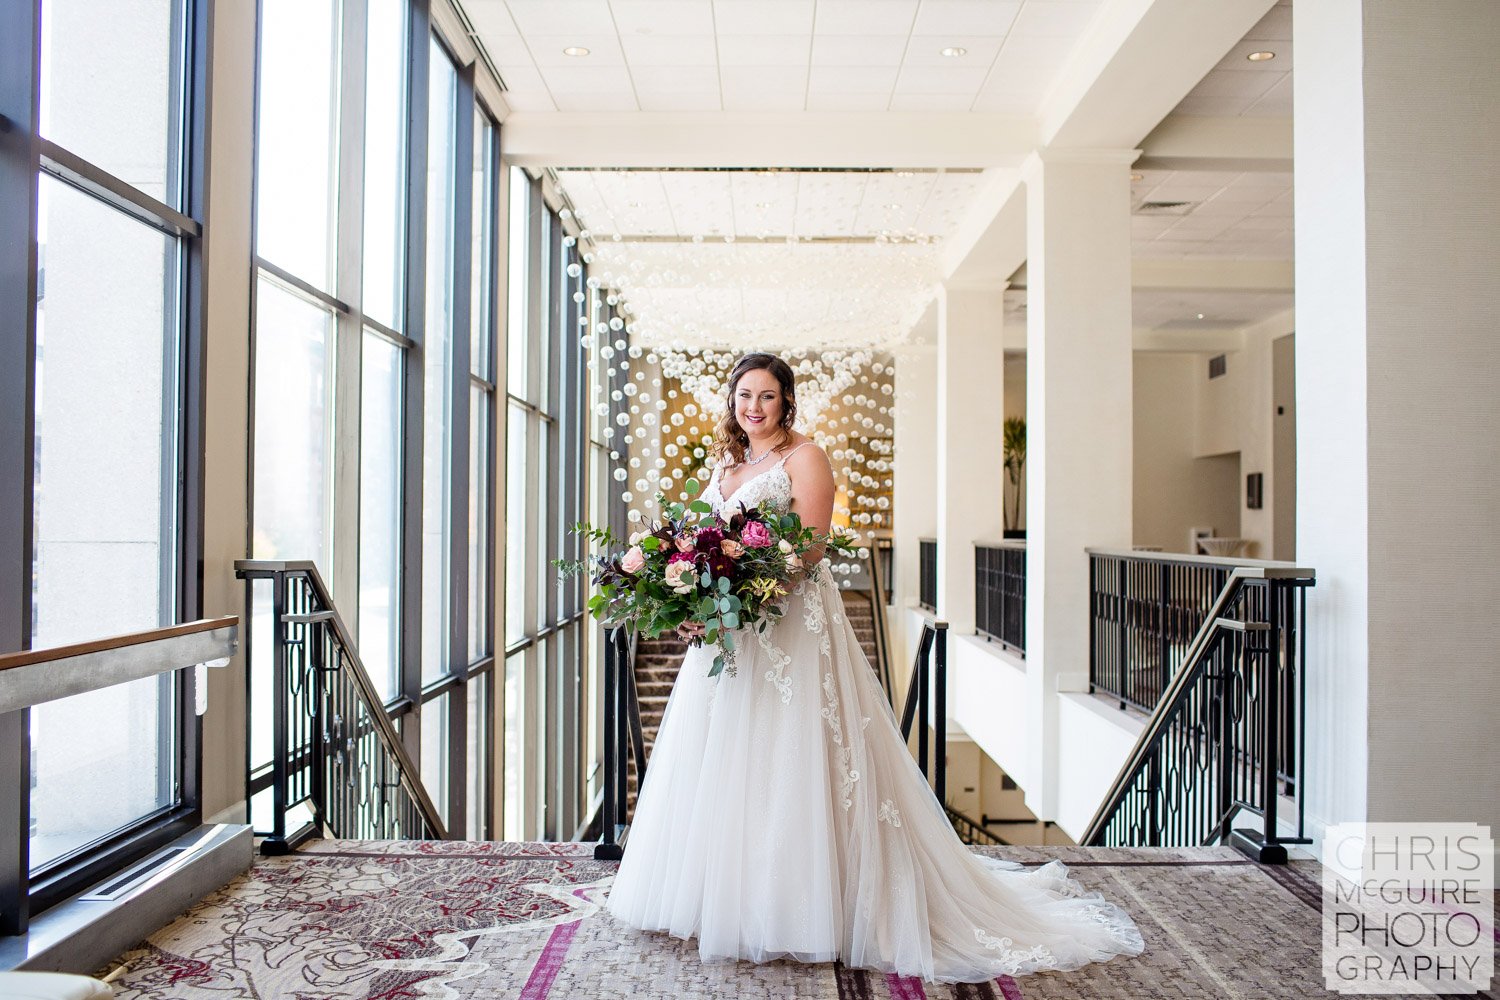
(707, 552, 735, 579)
(695, 526, 724, 551)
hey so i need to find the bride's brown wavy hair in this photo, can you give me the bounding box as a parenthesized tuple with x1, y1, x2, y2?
(710, 352, 798, 467)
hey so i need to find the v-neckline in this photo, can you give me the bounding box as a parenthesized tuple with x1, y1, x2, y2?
(713, 460, 788, 510)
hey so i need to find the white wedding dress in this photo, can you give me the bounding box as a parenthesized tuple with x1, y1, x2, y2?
(605, 450, 1145, 983)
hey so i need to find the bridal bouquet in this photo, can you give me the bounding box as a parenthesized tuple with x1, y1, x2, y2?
(560, 477, 858, 677)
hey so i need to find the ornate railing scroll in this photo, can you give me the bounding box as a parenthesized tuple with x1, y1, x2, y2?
(899, 617, 948, 807)
(974, 541, 1025, 655)
(235, 560, 447, 855)
(1082, 565, 1314, 863)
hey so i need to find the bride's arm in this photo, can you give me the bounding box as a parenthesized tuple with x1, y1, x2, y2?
(786, 443, 836, 568)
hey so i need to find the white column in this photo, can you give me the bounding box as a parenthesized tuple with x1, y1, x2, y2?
(892, 338, 937, 624)
(1295, 1, 1500, 845)
(1022, 149, 1135, 820)
(935, 284, 1008, 636)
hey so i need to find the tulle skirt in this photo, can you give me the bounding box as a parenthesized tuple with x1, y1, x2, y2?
(604, 568, 1145, 983)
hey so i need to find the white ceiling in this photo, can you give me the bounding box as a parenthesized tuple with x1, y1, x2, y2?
(465, 0, 1106, 113)
(1170, 2, 1292, 118)
(471, 0, 1298, 349)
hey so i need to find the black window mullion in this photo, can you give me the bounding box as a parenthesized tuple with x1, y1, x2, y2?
(0, 0, 42, 935)
(444, 55, 475, 840)
(398, 0, 432, 765)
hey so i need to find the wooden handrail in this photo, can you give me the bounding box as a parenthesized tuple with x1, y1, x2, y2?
(0, 616, 240, 672)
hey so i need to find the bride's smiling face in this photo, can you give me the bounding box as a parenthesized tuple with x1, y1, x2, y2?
(733, 368, 785, 440)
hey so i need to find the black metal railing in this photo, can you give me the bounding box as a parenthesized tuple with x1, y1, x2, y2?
(975, 541, 1025, 654)
(236, 561, 447, 854)
(873, 532, 894, 607)
(596, 625, 647, 860)
(917, 538, 937, 612)
(946, 805, 1008, 846)
(855, 540, 897, 704)
(899, 618, 948, 805)
(1090, 548, 1261, 712)
(1082, 565, 1314, 863)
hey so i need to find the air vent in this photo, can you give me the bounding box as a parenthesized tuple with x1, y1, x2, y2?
(1136, 200, 1196, 215)
(80, 846, 189, 901)
(1209, 354, 1227, 379)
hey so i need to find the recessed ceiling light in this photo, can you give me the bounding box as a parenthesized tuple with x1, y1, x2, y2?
(563, 46, 591, 57)
(756, 201, 771, 209)
(940, 46, 967, 58)
(1196, 313, 1206, 320)
(1247, 50, 1275, 62)
(885, 203, 902, 210)
(1130, 172, 1144, 181)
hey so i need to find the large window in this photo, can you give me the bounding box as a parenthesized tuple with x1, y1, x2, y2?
(1, 0, 208, 928)
(249, 0, 500, 842)
(502, 171, 607, 841)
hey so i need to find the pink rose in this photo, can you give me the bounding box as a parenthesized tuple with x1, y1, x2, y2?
(620, 546, 646, 574)
(720, 539, 744, 559)
(675, 534, 695, 553)
(663, 555, 696, 593)
(741, 521, 772, 548)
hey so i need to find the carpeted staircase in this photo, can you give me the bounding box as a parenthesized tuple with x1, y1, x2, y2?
(625, 591, 886, 820)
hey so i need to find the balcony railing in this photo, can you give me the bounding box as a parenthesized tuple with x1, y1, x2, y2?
(917, 538, 937, 612)
(974, 541, 1025, 655)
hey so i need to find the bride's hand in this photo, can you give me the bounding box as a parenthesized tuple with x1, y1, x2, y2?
(676, 620, 707, 641)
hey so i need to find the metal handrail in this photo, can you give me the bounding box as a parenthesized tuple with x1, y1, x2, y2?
(1084, 545, 1310, 573)
(945, 804, 1009, 846)
(858, 540, 897, 705)
(899, 617, 948, 805)
(0, 617, 238, 715)
(596, 625, 647, 859)
(235, 560, 448, 852)
(1081, 565, 1314, 861)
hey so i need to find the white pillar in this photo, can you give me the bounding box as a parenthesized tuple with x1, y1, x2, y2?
(936, 284, 1008, 637)
(892, 336, 937, 623)
(1022, 149, 1135, 820)
(1295, 1, 1500, 845)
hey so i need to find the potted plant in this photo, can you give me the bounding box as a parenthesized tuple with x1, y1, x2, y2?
(1003, 416, 1026, 538)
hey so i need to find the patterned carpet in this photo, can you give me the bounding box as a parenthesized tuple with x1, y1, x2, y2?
(98, 840, 1493, 999)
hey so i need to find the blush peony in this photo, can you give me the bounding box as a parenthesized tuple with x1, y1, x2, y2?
(620, 546, 646, 573)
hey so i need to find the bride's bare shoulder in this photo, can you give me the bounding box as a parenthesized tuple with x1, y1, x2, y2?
(783, 436, 831, 473)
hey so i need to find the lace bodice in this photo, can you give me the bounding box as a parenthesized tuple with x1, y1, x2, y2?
(702, 442, 812, 516)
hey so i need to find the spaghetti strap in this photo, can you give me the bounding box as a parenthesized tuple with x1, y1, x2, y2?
(775, 441, 814, 467)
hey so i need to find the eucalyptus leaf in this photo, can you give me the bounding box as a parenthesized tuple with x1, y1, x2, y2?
(709, 654, 725, 677)
(717, 576, 731, 594)
(685, 477, 701, 496)
(723, 612, 740, 629)
(689, 500, 712, 514)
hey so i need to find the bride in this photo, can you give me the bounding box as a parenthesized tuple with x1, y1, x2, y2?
(605, 352, 1145, 983)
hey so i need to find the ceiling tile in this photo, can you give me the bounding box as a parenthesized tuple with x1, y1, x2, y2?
(894, 64, 989, 94)
(619, 33, 720, 66)
(912, 0, 1022, 35)
(539, 63, 636, 93)
(712, 0, 815, 34)
(464, 1, 522, 37)
(610, 0, 718, 35)
(1243, 73, 1292, 116)
(814, 0, 919, 34)
(1008, 2, 1099, 36)
(719, 65, 808, 93)
(495, 63, 549, 92)
(1172, 95, 1254, 116)
(969, 89, 1037, 113)
(808, 65, 901, 94)
(504, 0, 614, 36)
(716, 34, 813, 67)
(1245, 5, 1292, 42)
(721, 89, 806, 111)
(481, 33, 534, 64)
(635, 88, 723, 110)
(811, 34, 911, 66)
(499, 89, 557, 111)
(552, 90, 640, 110)
(630, 64, 721, 92)
(889, 92, 975, 111)
(805, 91, 892, 110)
(1189, 69, 1278, 100)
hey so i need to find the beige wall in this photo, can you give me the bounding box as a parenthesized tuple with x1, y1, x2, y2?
(1134, 353, 1241, 553)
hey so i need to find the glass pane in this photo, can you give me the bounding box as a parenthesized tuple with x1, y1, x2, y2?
(30, 175, 179, 869)
(362, 0, 409, 330)
(252, 275, 335, 574)
(39, 0, 181, 205)
(535, 418, 551, 631)
(468, 386, 491, 662)
(421, 40, 457, 684)
(505, 404, 527, 645)
(502, 652, 525, 841)
(506, 167, 528, 398)
(466, 673, 489, 840)
(470, 115, 494, 380)
(256, 0, 340, 288)
(360, 332, 403, 702)
(419, 692, 450, 820)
